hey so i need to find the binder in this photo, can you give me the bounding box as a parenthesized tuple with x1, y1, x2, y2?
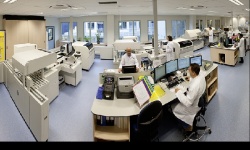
(96, 115, 101, 125)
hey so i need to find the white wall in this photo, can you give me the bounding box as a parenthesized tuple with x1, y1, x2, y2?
(0, 15, 3, 30)
(45, 17, 60, 47)
(189, 15, 196, 30)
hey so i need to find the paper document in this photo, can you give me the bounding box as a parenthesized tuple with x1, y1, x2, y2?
(133, 81, 150, 107)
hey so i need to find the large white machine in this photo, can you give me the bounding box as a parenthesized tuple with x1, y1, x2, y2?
(14, 43, 38, 54)
(182, 29, 204, 51)
(172, 38, 194, 58)
(2, 49, 57, 141)
(72, 41, 95, 71)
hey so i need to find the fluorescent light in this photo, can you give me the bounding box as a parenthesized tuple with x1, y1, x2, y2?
(246, 9, 250, 11)
(235, 0, 244, 5)
(208, 11, 217, 13)
(229, 0, 244, 6)
(189, 9, 195, 11)
(3, 0, 10, 3)
(3, 0, 17, 3)
(177, 7, 187, 10)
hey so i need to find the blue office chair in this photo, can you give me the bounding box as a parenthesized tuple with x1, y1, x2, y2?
(132, 100, 163, 142)
(183, 92, 212, 142)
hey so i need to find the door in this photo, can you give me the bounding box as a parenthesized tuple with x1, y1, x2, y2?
(46, 26, 55, 50)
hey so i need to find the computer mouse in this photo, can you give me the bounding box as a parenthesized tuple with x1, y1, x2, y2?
(148, 76, 154, 84)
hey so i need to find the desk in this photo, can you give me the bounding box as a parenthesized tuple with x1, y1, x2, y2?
(210, 46, 239, 66)
(91, 64, 218, 141)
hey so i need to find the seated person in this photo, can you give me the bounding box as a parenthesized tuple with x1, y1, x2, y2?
(171, 63, 206, 132)
(118, 48, 139, 73)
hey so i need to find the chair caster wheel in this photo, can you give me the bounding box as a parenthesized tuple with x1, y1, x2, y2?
(208, 129, 212, 134)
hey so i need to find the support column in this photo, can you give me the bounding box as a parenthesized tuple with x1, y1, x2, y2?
(153, 0, 159, 56)
(69, 16, 73, 42)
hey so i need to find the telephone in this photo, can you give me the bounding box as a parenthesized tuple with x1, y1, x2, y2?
(103, 75, 115, 100)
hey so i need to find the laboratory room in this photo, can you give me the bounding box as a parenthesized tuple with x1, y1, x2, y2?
(0, 0, 249, 142)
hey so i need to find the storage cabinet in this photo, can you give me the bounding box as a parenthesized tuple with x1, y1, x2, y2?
(93, 115, 130, 142)
(205, 65, 218, 102)
(3, 19, 46, 59)
(210, 47, 239, 66)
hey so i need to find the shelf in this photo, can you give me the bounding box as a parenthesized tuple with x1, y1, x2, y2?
(207, 88, 217, 102)
(94, 125, 129, 141)
(207, 77, 218, 88)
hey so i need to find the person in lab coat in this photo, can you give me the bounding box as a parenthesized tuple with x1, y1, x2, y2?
(118, 48, 140, 73)
(171, 63, 206, 131)
(165, 35, 175, 61)
(208, 27, 213, 47)
(236, 34, 245, 63)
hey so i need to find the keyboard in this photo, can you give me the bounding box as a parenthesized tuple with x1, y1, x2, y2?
(167, 79, 179, 89)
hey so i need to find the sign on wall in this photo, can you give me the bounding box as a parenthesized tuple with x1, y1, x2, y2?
(0, 30, 6, 62)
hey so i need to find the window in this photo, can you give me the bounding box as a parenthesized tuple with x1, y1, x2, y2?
(73, 22, 77, 41)
(84, 22, 104, 43)
(196, 20, 203, 30)
(172, 20, 186, 39)
(207, 20, 213, 27)
(148, 20, 166, 41)
(61, 22, 69, 41)
(119, 21, 141, 41)
(215, 20, 221, 30)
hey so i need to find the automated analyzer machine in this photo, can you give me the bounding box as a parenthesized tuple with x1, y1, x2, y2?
(182, 29, 204, 51)
(2, 49, 57, 141)
(173, 38, 194, 59)
(72, 41, 95, 71)
(116, 76, 135, 99)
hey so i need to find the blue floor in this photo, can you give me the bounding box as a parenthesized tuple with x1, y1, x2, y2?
(0, 47, 249, 141)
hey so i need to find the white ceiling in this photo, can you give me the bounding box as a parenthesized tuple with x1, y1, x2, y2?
(0, 0, 249, 18)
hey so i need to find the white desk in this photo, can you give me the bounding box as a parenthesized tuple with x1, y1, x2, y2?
(91, 64, 218, 141)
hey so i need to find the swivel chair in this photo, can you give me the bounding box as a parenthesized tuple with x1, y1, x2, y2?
(132, 100, 163, 142)
(183, 92, 212, 142)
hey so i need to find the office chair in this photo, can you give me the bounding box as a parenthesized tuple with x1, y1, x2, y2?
(132, 100, 163, 142)
(183, 92, 212, 142)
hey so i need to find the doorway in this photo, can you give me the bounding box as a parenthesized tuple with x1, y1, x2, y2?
(46, 26, 55, 50)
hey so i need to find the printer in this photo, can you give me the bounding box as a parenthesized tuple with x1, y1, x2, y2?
(116, 76, 135, 99)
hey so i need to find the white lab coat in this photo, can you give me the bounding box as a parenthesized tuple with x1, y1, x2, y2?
(236, 38, 245, 58)
(165, 41, 175, 62)
(119, 53, 139, 68)
(209, 30, 213, 43)
(172, 73, 206, 125)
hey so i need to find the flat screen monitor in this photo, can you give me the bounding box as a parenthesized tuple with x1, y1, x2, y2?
(190, 55, 202, 66)
(67, 42, 73, 55)
(178, 57, 190, 70)
(166, 59, 178, 74)
(224, 28, 229, 32)
(122, 65, 136, 73)
(154, 64, 166, 82)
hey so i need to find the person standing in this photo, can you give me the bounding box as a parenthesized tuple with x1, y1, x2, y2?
(165, 35, 175, 61)
(236, 34, 245, 63)
(208, 27, 213, 47)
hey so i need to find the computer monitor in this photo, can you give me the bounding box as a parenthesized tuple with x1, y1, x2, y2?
(166, 59, 178, 74)
(122, 65, 136, 73)
(190, 55, 202, 66)
(154, 64, 166, 82)
(67, 42, 74, 56)
(178, 57, 190, 70)
(224, 28, 229, 32)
